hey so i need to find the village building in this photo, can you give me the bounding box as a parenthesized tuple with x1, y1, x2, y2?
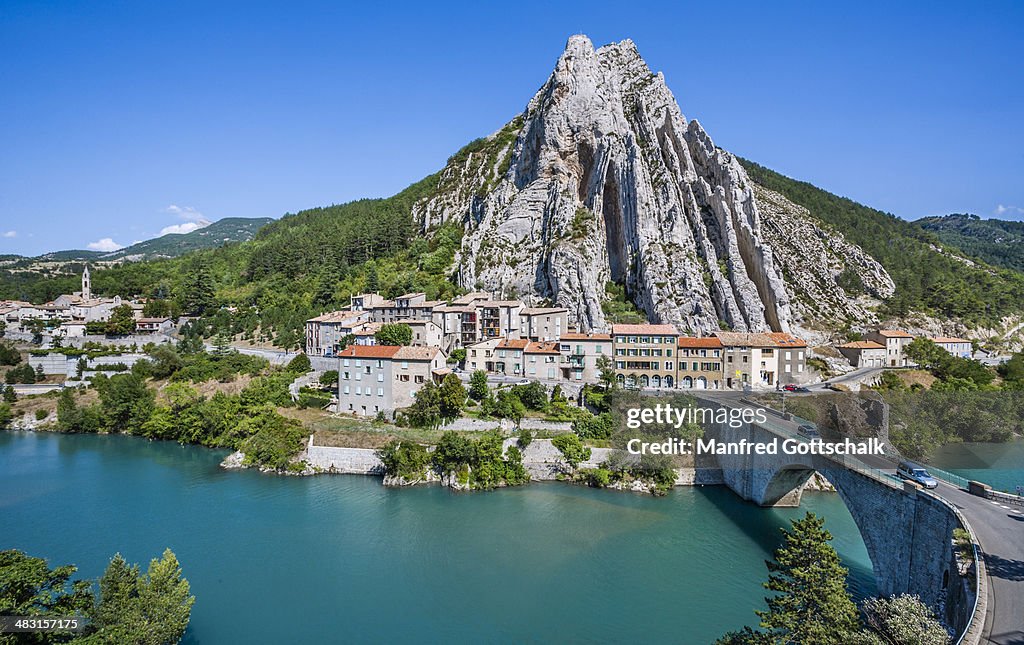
(304, 310, 372, 356)
(369, 292, 445, 323)
(336, 345, 445, 417)
(769, 332, 807, 384)
(465, 338, 503, 373)
(558, 332, 612, 382)
(612, 323, 679, 388)
(837, 340, 887, 368)
(136, 317, 174, 335)
(519, 307, 568, 341)
(930, 336, 973, 358)
(523, 341, 561, 380)
(431, 304, 479, 350)
(676, 336, 724, 390)
(477, 300, 525, 340)
(866, 329, 915, 367)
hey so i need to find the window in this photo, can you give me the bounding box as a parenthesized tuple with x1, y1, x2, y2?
(355, 386, 361, 395)
(377, 373, 384, 382)
(343, 385, 350, 394)
(343, 359, 350, 367)
(596, 345, 603, 354)
(377, 360, 384, 368)
(355, 359, 362, 367)
(414, 375, 424, 384)
(401, 361, 409, 369)
(666, 349, 672, 357)
(355, 373, 362, 381)
(343, 371, 350, 380)
(665, 362, 673, 371)
(378, 388, 384, 397)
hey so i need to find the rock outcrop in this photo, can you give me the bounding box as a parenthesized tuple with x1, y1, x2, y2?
(413, 35, 892, 334)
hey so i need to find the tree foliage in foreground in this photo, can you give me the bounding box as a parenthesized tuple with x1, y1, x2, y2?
(0, 548, 193, 645)
(716, 513, 949, 645)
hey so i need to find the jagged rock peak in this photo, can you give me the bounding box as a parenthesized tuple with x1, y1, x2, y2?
(413, 35, 892, 335)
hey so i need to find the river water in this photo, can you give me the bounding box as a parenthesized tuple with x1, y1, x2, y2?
(0, 431, 876, 644)
(930, 438, 1024, 494)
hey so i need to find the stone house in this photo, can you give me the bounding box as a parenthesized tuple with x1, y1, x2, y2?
(837, 341, 887, 368)
(866, 329, 914, 367)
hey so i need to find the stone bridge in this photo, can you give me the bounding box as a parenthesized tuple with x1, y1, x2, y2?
(695, 397, 971, 635)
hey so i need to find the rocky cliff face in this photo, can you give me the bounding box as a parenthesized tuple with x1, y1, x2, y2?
(413, 35, 892, 334)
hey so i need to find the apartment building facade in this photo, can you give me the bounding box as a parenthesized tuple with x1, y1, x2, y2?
(519, 308, 568, 341)
(612, 324, 678, 388)
(336, 345, 444, 417)
(676, 337, 724, 390)
(558, 332, 612, 382)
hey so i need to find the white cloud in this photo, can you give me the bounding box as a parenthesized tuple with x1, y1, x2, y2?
(995, 204, 1024, 217)
(87, 238, 125, 252)
(159, 221, 209, 235)
(2, 230, 16, 238)
(160, 204, 211, 235)
(164, 204, 208, 222)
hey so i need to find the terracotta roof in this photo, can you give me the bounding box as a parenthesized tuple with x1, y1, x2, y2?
(137, 317, 170, 323)
(497, 338, 529, 349)
(874, 329, 914, 338)
(612, 323, 679, 335)
(450, 292, 491, 305)
(307, 310, 366, 323)
(560, 332, 612, 341)
(766, 332, 807, 347)
(394, 346, 440, 361)
(338, 345, 401, 359)
(396, 292, 426, 300)
(677, 336, 723, 348)
(930, 337, 971, 344)
(525, 341, 560, 354)
(837, 341, 885, 350)
(714, 331, 777, 347)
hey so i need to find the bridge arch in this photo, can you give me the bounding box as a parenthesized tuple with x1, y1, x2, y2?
(706, 417, 961, 613)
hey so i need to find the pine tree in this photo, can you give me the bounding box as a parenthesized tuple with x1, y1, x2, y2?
(756, 512, 861, 644)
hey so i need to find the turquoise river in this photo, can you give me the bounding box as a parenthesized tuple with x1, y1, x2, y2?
(0, 431, 880, 643)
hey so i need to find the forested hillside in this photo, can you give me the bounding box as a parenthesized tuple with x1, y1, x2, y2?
(740, 159, 1024, 326)
(917, 213, 1024, 273)
(0, 172, 463, 348)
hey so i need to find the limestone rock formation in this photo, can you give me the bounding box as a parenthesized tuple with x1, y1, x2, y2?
(413, 35, 892, 334)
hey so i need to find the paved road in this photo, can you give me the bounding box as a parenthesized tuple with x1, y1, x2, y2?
(860, 455, 1024, 644)
(934, 482, 1024, 645)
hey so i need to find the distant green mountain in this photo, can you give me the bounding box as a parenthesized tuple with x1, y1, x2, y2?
(739, 159, 1024, 325)
(36, 249, 105, 261)
(916, 213, 1024, 273)
(102, 217, 273, 261)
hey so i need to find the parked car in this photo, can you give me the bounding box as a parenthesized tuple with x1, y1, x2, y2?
(783, 384, 799, 392)
(797, 424, 820, 439)
(896, 461, 938, 489)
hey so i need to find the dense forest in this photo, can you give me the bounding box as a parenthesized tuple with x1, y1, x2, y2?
(741, 159, 1024, 326)
(918, 213, 1024, 273)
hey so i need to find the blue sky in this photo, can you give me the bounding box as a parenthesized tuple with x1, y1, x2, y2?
(1, 0, 1022, 255)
